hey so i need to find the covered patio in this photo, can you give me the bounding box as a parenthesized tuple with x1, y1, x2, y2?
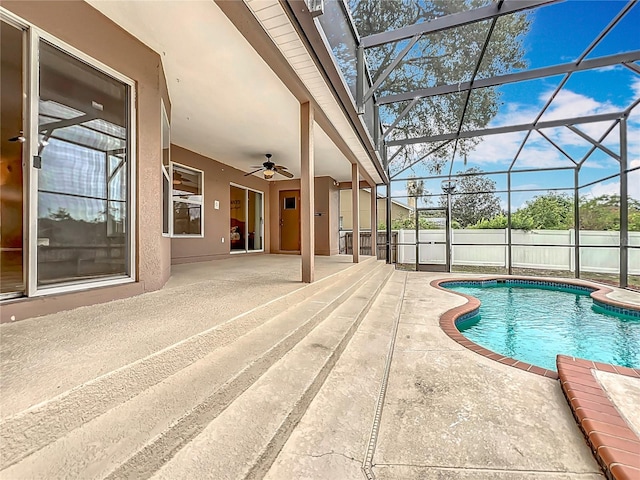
(2, 255, 638, 478)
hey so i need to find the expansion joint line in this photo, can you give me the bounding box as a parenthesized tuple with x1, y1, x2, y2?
(362, 273, 408, 480)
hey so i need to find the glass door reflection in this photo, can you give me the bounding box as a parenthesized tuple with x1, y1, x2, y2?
(36, 41, 130, 286)
(0, 20, 25, 296)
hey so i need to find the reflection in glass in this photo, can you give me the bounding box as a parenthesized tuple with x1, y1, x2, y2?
(1, 20, 25, 295)
(248, 190, 263, 251)
(173, 202, 202, 236)
(230, 185, 246, 251)
(37, 41, 129, 286)
(172, 164, 202, 236)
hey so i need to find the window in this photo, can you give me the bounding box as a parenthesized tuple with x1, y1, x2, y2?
(161, 100, 170, 235)
(284, 196, 296, 210)
(172, 163, 203, 236)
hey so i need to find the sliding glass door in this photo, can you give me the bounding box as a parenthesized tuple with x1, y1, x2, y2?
(0, 10, 135, 297)
(36, 41, 131, 286)
(0, 19, 25, 298)
(230, 184, 263, 253)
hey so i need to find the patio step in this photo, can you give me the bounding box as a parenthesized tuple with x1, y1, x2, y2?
(0, 258, 392, 479)
(151, 262, 395, 480)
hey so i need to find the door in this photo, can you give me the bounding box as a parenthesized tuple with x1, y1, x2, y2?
(416, 207, 450, 272)
(35, 40, 131, 287)
(279, 190, 300, 251)
(0, 19, 25, 298)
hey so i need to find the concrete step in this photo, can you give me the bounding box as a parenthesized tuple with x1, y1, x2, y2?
(149, 264, 395, 480)
(0, 259, 389, 478)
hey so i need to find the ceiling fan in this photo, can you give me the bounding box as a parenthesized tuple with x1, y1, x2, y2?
(244, 154, 294, 179)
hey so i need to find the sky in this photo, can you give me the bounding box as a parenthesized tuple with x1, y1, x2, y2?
(386, 0, 640, 209)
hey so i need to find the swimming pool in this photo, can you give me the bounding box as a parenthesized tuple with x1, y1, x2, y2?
(441, 280, 640, 372)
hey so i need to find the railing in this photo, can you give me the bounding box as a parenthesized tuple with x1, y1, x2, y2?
(339, 230, 397, 261)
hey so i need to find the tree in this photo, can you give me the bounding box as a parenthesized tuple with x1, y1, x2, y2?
(579, 195, 640, 231)
(348, 0, 531, 173)
(514, 192, 574, 230)
(438, 167, 501, 227)
(406, 175, 430, 207)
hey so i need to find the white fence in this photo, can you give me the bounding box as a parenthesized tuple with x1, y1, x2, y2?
(395, 229, 640, 274)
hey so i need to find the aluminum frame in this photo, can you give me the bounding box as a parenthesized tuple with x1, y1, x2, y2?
(356, 0, 640, 289)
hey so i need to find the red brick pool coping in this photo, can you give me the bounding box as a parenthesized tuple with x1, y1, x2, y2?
(557, 355, 640, 480)
(432, 277, 640, 480)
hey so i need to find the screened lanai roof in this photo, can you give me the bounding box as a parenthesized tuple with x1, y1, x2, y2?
(344, 0, 639, 185)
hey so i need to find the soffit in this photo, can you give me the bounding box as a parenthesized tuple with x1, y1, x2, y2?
(86, 0, 353, 181)
(244, 0, 383, 184)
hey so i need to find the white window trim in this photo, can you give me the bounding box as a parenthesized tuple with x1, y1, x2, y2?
(161, 99, 171, 237)
(229, 182, 264, 254)
(171, 162, 204, 238)
(0, 7, 138, 297)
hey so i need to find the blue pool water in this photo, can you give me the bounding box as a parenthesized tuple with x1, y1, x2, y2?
(444, 282, 640, 371)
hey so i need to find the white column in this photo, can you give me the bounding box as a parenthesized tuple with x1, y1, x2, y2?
(301, 102, 315, 283)
(352, 164, 360, 263)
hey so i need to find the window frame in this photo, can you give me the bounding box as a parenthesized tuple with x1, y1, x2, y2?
(0, 7, 138, 298)
(229, 182, 264, 254)
(171, 162, 204, 238)
(161, 99, 171, 237)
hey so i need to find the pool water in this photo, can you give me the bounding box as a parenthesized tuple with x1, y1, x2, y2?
(446, 283, 640, 371)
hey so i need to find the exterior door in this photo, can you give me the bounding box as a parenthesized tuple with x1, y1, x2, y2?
(0, 19, 25, 298)
(279, 190, 300, 251)
(416, 207, 450, 272)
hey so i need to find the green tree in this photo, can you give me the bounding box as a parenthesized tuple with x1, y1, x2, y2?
(438, 168, 501, 227)
(470, 212, 535, 231)
(515, 192, 574, 230)
(406, 175, 430, 207)
(348, 0, 531, 173)
(579, 195, 640, 231)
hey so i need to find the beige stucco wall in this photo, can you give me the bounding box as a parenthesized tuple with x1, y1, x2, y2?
(170, 145, 271, 263)
(268, 177, 339, 255)
(340, 190, 412, 230)
(1, 0, 169, 322)
(313, 177, 340, 256)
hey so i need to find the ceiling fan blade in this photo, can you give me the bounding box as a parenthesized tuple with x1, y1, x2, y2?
(274, 165, 288, 170)
(244, 169, 262, 176)
(249, 165, 264, 168)
(276, 169, 294, 178)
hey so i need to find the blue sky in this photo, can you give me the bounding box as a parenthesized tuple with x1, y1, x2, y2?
(388, 0, 640, 209)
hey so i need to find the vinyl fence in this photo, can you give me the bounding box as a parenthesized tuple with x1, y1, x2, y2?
(393, 229, 640, 274)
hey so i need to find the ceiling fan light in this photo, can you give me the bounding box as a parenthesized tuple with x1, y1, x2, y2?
(263, 169, 275, 179)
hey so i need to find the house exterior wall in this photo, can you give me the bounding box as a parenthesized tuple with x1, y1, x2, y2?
(268, 177, 339, 255)
(0, 0, 169, 322)
(170, 145, 271, 264)
(313, 176, 340, 256)
(340, 190, 411, 230)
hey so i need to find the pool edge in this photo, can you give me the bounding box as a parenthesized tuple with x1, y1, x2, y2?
(431, 276, 640, 380)
(557, 355, 640, 480)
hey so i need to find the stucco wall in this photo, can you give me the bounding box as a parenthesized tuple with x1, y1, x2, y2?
(340, 190, 412, 230)
(268, 177, 338, 255)
(170, 145, 271, 263)
(1, 0, 169, 322)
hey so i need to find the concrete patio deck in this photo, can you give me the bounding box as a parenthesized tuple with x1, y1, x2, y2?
(2, 256, 638, 479)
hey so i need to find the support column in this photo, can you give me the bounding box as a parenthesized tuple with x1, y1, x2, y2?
(352, 163, 360, 263)
(574, 167, 581, 279)
(370, 183, 377, 258)
(620, 117, 628, 288)
(301, 102, 315, 283)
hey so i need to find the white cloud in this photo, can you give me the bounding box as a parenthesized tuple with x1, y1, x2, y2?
(584, 159, 640, 201)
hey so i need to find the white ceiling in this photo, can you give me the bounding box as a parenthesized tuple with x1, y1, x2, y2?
(87, 0, 353, 181)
